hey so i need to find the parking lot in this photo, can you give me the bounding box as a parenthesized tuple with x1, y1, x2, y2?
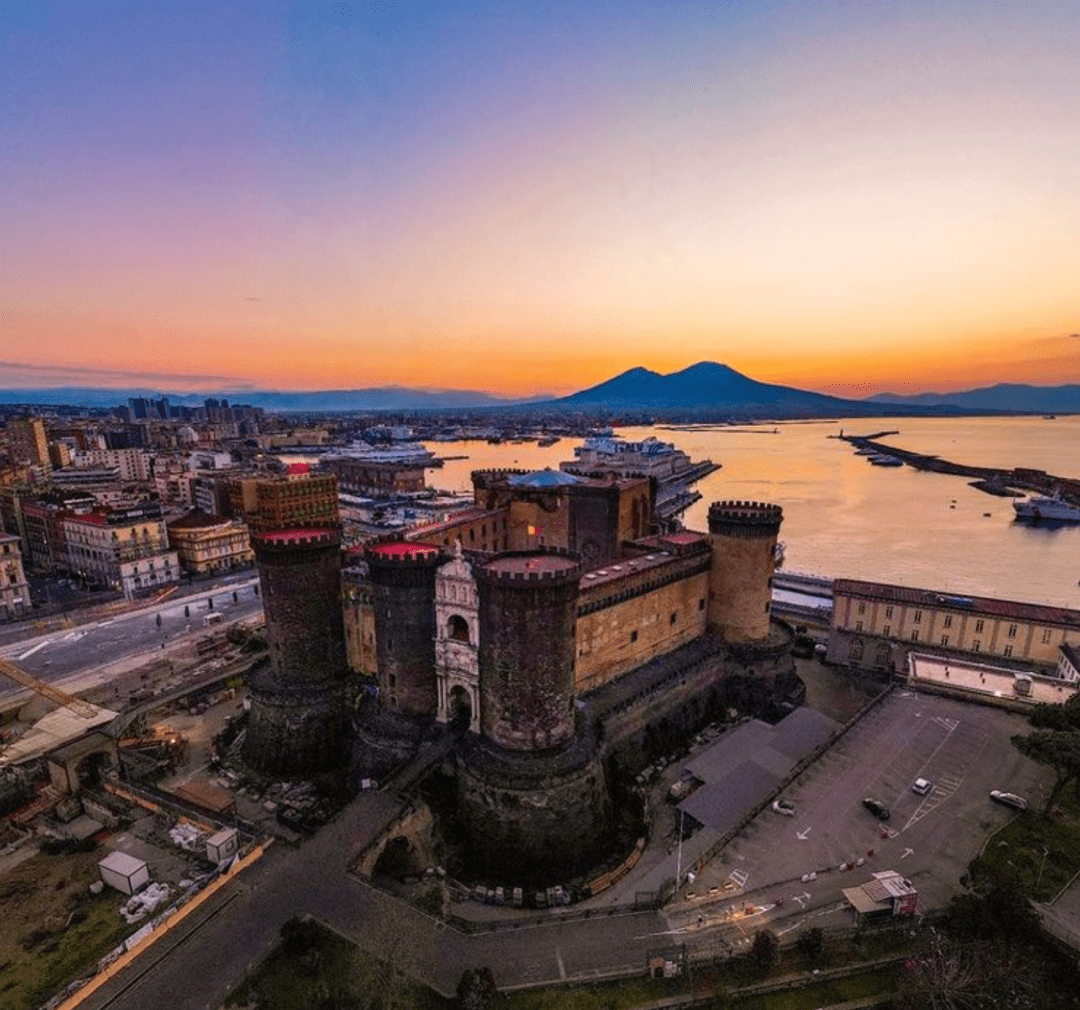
(666, 689, 1048, 941)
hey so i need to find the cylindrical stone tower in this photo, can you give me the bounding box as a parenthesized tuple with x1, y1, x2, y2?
(244, 528, 347, 774)
(707, 501, 784, 643)
(475, 551, 581, 752)
(364, 541, 442, 717)
(457, 549, 613, 883)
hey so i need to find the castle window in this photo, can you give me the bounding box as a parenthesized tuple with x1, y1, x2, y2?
(670, 612, 677, 625)
(975, 619, 985, 633)
(1007, 624, 1018, 639)
(1004, 644, 1014, 657)
(630, 630, 638, 643)
(911, 630, 919, 642)
(885, 606, 893, 618)
(699, 598, 705, 611)
(1042, 628, 1053, 644)
(448, 615, 470, 643)
(855, 621, 863, 632)
(973, 640, 981, 652)
(913, 611, 922, 624)
(857, 602, 866, 615)
(883, 625, 891, 637)
(940, 635, 949, 647)
(943, 615, 953, 628)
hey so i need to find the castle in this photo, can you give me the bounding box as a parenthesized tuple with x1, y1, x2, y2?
(243, 467, 789, 880)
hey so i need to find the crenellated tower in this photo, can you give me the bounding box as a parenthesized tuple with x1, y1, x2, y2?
(707, 500, 784, 643)
(457, 548, 611, 882)
(244, 528, 347, 774)
(364, 541, 443, 717)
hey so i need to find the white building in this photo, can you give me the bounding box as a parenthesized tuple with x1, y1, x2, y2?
(63, 506, 179, 598)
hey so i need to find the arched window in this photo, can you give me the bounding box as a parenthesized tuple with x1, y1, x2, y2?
(448, 614, 470, 643)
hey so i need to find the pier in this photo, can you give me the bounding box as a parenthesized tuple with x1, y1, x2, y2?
(841, 435, 1080, 503)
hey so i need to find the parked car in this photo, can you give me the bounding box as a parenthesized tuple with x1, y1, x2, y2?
(771, 798, 796, 816)
(912, 778, 932, 796)
(989, 790, 1028, 811)
(862, 797, 890, 820)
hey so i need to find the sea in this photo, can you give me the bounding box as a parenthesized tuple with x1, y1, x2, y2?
(424, 415, 1080, 610)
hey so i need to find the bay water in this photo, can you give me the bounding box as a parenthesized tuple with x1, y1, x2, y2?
(426, 416, 1080, 609)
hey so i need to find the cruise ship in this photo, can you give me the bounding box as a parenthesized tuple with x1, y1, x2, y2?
(560, 435, 719, 521)
(1013, 492, 1080, 522)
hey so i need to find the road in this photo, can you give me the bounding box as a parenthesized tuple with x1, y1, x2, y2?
(0, 577, 263, 706)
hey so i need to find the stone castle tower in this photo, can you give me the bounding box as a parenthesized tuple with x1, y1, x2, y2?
(456, 550, 611, 881)
(707, 501, 784, 643)
(244, 528, 348, 774)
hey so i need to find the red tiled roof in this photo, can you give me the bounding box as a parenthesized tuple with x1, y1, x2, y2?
(287, 462, 311, 475)
(368, 541, 440, 558)
(835, 578, 1080, 630)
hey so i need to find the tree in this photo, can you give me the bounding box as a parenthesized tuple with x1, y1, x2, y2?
(795, 926, 824, 965)
(749, 929, 779, 973)
(1010, 731, 1080, 812)
(456, 968, 496, 1010)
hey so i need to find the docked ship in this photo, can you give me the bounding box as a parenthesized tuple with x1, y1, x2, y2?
(1013, 492, 1080, 522)
(560, 435, 719, 521)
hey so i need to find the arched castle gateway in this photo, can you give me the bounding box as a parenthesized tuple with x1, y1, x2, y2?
(434, 541, 480, 732)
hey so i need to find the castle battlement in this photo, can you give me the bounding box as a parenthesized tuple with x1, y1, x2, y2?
(708, 500, 783, 536)
(252, 527, 341, 552)
(477, 549, 582, 587)
(364, 540, 443, 567)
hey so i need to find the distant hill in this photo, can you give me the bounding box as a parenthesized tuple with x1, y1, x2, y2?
(868, 383, 1080, 413)
(539, 362, 936, 417)
(0, 386, 543, 411)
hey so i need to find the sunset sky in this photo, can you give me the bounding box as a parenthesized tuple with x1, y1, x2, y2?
(3, 2, 1080, 398)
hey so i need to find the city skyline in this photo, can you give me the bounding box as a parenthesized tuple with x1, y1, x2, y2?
(4, 2, 1080, 398)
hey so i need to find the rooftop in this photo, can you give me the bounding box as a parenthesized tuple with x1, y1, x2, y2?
(367, 541, 440, 558)
(484, 553, 579, 575)
(166, 509, 234, 531)
(508, 468, 584, 488)
(836, 577, 1080, 630)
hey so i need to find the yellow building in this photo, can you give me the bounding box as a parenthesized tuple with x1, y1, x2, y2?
(166, 510, 254, 575)
(7, 417, 49, 468)
(829, 578, 1080, 673)
(0, 532, 30, 621)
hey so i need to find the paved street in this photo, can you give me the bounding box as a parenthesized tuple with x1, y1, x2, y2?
(0, 577, 262, 705)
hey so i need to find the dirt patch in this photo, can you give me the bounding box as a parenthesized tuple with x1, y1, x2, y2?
(0, 846, 134, 1010)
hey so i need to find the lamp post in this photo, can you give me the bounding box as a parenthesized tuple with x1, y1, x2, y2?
(676, 808, 684, 893)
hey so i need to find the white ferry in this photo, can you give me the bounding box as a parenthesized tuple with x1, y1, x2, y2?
(1013, 492, 1080, 522)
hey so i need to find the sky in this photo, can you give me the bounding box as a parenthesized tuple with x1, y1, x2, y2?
(3, 1, 1080, 399)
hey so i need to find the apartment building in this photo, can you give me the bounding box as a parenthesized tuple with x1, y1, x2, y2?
(0, 533, 30, 621)
(166, 510, 253, 575)
(63, 503, 178, 597)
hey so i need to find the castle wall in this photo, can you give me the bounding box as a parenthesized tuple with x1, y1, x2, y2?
(507, 495, 572, 552)
(342, 566, 377, 676)
(575, 568, 709, 693)
(456, 744, 610, 881)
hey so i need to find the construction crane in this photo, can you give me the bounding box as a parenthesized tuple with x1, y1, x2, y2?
(0, 656, 100, 720)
